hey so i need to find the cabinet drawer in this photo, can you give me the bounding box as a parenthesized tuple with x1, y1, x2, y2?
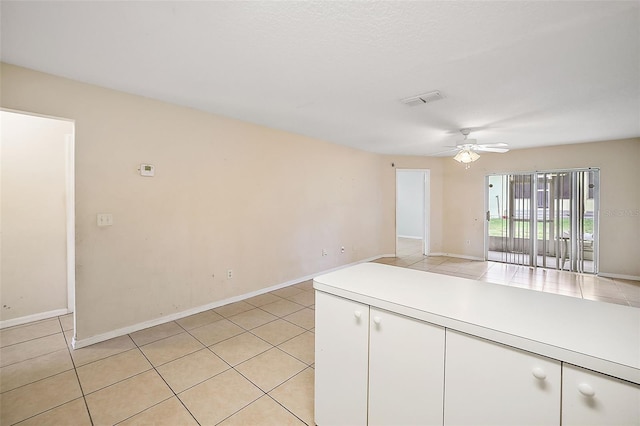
(562, 363, 640, 426)
(444, 330, 561, 426)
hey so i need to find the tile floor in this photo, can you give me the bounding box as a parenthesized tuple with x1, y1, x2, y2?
(2, 246, 639, 425)
(1, 281, 315, 426)
(392, 237, 639, 307)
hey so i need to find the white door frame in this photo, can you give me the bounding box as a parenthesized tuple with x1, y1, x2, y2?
(395, 169, 430, 256)
(65, 132, 76, 319)
(0, 108, 75, 329)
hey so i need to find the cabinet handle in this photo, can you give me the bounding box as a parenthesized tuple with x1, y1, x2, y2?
(577, 383, 596, 398)
(354, 311, 361, 319)
(532, 368, 547, 380)
(373, 316, 381, 325)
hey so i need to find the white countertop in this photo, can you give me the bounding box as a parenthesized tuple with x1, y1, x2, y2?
(314, 263, 640, 384)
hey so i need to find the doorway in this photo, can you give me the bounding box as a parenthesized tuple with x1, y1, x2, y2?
(0, 110, 75, 328)
(396, 169, 430, 257)
(486, 169, 599, 273)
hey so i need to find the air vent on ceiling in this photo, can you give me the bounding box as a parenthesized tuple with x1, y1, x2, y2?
(400, 90, 444, 106)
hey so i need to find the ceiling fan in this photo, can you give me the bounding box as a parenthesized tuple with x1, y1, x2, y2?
(451, 129, 509, 168)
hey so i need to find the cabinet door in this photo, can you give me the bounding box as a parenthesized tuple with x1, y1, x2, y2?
(369, 308, 445, 426)
(314, 291, 369, 426)
(562, 364, 640, 425)
(444, 330, 561, 426)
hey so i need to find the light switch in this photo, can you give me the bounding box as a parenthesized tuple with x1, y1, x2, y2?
(97, 213, 113, 227)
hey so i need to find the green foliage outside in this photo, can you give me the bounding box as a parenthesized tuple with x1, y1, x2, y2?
(488, 218, 594, 239)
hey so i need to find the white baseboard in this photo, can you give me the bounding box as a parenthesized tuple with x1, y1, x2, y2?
(598, 272, 640, 281)
(429, 252, 485, 261)
(379, 253, 397, 258)
(0, 308, 71, 330)
(397, 235, 422, 240)
(73, 296, 255, 349)
(73, 255, 382, 349)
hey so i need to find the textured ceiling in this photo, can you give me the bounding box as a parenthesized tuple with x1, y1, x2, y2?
(1, 1, 639, 156)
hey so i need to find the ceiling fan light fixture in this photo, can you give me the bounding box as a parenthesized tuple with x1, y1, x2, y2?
(453, 149, 480, 164)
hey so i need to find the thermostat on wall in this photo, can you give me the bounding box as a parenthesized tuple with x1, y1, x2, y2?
(139, 164, 155, 177)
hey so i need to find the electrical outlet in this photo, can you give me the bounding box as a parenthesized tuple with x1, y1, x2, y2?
(340, 246, 345, 253)
(322, 249, 327, 256)
(97, 213, 113, 227)
(227, 269, 233, 279)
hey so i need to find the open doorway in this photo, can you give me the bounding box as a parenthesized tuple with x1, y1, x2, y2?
(396, 169, 430, 257)
(0, 110, 75, 328)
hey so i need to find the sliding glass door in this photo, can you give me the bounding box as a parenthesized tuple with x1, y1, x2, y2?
(486, 169, 599, 273)
(487, 173, 533, 267)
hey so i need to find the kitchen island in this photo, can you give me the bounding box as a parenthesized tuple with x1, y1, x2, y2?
(314, 262, 640, 425)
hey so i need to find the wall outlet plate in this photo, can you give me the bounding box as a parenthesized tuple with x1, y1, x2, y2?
(139, 164, 155, 177)
(97, 213, 113, 227)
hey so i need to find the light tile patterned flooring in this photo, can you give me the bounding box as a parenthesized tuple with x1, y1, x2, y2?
(1, 282, 315, 426)
(392, 238, 639, 307)
(2, 243, 639, 425)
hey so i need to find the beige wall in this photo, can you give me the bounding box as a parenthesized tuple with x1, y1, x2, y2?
(1, 63, 389, 341)
(1, 111, 72, 321)
(441, 139, 640, 277)
(2, 62, 637, 342)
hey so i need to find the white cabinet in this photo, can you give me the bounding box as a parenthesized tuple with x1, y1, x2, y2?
(315, 293, 446, 426)
(368, 308, 445, 426)
(314, 263, 639, 425)
(315, 291, 369, 426)
(562, 364, 640, 426)
(444, 330, 561, 426)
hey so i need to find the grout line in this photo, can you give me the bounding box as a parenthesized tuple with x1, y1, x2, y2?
(0, 345, 70, 372)
(265, 367, 315, 425)
(0, 330, 67, 354)
(60, 317, 96, 426)
(164, 294, 313, 423)
(72, 350, 157, 397)
(265, 392, 311, 425)
(129, 325, 202, 426)
(113, 395, 196, 426)
(9, 396, 91, 426)
(213, 392, 266, 425)
(167, 306, 311, 423)
(208, 308, 300, 421)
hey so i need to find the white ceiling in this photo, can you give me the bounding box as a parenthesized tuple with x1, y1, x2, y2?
(1, 1, 639, 156)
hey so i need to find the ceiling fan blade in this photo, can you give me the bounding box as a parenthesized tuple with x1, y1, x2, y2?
(427, 148, 459, 156)
(476, 147, 509, 153)
(477, 143, 508, 148)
